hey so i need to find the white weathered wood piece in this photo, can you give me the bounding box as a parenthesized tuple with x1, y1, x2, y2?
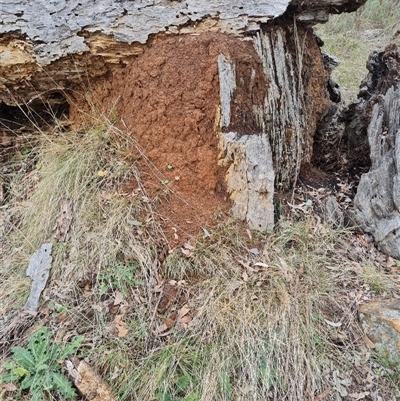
(24, 243, 53, 311)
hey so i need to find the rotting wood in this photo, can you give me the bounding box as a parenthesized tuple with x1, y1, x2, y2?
(345, 45, 400, 258)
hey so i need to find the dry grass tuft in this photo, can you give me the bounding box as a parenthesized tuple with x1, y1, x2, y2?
(316, 0, 400, 103)
(1, 114, 399, 401)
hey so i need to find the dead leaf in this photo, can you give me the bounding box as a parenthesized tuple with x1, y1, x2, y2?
(3, 383, 18, 392)
(175, 305, 192, 329)
(363, 334, 376, 349)
(349, 391, 370, 400)
(111, 366, 121, 381)
(262, 247, 270, 262)
(324, 319, 342, 328)
(154, 323, 172, 336)
(254, 262, 269, 268)
(114, 315, 128, 337)
(180, 315, 192, 324)
(165, 317, 176, 329)
(154, 281, 165, 293)
(154, 322, 168, 333)
(246, 229, 252, 240)
(201, 227, 211, 237)
(242, 271, 249, 282)
(178, 305, 190, 319)
(113, 291, 124, 306)
(314, 388, 330, 400)
(181, 248, 193, 257)
(366, 372, 375, 384)
(65, 359, 79, 382)
(100, 191, 113, 201)
(386, 257, 396, 268)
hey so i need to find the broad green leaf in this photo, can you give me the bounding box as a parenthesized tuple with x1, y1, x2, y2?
(51, 372, 76, 399)
(12, 366, 29, 377)
(19, 374, 34, 390)
(58, 335, 84, 360)
(42, 372, 55, 391)
(36, 363, 49, 372)
(184, 392, 199, 401)
(11, 347, 35, 371)
(177, 375, 191, 392)
(30, 390, 45, 401)
(48, 342, 63, 364)
(2, 361, 17, 370)
(0, 371, 20, 383)
(28, 327, 52, 365)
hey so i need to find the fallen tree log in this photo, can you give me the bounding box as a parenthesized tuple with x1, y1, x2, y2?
(0, 0, 366, 234)
(343, 44, 400, 258)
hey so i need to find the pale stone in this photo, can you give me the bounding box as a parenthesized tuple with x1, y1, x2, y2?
(359, 300, 400, 365)
(325, 195, 344, 227)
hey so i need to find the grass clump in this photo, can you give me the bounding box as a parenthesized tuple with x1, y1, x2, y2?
(93, 218, 383, 401)
(1, 115, 399, 401)
(316, 0, 400, 102)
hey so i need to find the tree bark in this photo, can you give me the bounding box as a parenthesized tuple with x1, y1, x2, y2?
(344, 45, 400, 258)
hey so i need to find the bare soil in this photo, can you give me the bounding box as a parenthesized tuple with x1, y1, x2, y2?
(82, 32, 269, 247)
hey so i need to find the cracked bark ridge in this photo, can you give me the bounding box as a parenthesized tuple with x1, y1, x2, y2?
(349, 45, 400, 258)
(1, 0, 366, 105)
(2, 1, 290, 65)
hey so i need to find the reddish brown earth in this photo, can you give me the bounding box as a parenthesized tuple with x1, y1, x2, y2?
(67, 28, 331, 247)
(87, 32, 266, 247)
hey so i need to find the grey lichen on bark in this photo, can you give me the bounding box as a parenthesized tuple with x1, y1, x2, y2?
(0, 0, 367, 65)
(1, 0, 290, 65)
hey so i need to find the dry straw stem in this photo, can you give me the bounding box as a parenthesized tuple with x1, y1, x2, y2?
(94, 218, 389, 401)
(1, 113, 399, 400)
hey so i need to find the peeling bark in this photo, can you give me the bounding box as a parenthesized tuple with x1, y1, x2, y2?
(0, 0, 366, 105)
(346, 45, 400, 258)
